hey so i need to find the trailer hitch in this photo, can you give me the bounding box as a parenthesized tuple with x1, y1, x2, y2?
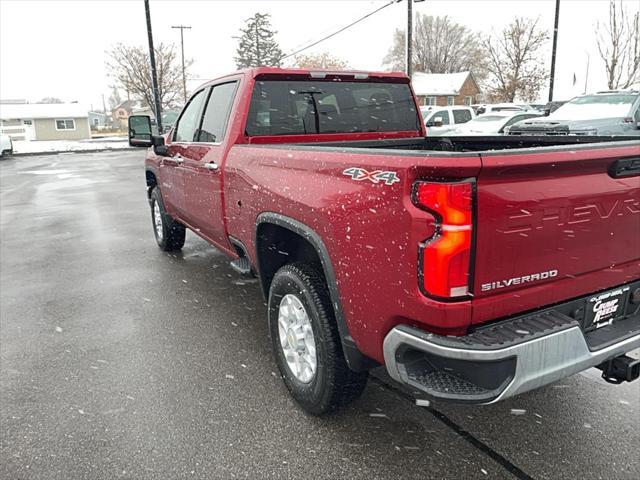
(596, 355, 640, 384)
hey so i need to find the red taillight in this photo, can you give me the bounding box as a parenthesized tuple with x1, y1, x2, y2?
(413, 181, 473, 299)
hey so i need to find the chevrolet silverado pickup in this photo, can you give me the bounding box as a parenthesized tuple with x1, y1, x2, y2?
(128, 68, 640, 415)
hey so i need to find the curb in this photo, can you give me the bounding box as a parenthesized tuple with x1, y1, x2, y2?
(9, 147, 140, 157)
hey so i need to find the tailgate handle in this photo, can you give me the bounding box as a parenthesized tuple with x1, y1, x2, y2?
(609, 157, 640, 178)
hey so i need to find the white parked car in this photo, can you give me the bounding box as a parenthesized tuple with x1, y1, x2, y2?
(448, 111, 543, 135)
(0, 133, 13, 157)
(420, 106, 475, 136)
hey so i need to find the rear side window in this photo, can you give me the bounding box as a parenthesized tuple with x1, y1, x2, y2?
(452, 109, 472, 123)
(174, 89, 207, 142)
(199, 82, 238, 143)
(245, 79, 419, 136)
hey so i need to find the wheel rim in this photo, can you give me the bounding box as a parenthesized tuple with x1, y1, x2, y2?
(277, 294, 317, 383)
(153, 200, 163, 241)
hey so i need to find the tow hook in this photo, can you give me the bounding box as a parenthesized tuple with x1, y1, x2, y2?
(596, 355, 640, 384)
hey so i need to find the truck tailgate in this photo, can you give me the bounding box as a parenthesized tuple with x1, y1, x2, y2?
(472, 142, 640, 324)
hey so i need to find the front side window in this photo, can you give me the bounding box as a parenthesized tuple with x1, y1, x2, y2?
(199, 82, 238, 143)
(246, 79, 419, 136)
(453, 109, 472, 123)
(174, 89, 207, 142)
(428, 110, 450, 126)
(55, 119, 75, 130)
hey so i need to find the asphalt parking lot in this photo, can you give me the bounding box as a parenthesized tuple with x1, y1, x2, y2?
(1, 151, 638, 480)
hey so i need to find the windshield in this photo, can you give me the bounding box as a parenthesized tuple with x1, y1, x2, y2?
(550, 94, 638, 120)
(246, 79, 420, 135)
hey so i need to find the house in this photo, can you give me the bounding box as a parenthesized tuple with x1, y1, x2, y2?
(88, 111, 108, 129)
(0, 103, 91, 141)
(411, 71, 481, 107)
(111, 100, 134, 129)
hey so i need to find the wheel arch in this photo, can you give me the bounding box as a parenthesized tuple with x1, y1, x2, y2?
(255, 212, 378, 371)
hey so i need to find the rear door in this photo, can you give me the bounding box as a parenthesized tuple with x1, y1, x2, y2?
(472, 142, 640, 324)
(163, 88, 208, 218)
(181, 81, 239, 248)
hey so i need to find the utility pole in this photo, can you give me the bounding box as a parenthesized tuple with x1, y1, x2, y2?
(406, 0, 413, 79)
(172, 24, 191, 103)
(584, 52, 590, 94)
(144, 0, 163, 133)
(405, 0, 425, 80)
(548, 0, 560, 102)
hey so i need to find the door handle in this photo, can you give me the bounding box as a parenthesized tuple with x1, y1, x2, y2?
(173, 154, 184, 164)
(204, 162, 219, 171)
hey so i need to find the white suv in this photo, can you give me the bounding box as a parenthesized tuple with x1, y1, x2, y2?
(420, 106, 475, 136)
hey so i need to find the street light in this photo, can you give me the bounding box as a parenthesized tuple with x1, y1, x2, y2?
(406, 0, 426, 80)
(144, 0, 163, 133)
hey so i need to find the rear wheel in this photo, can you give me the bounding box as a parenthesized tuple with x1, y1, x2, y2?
(150, 187, 185, 251)
(268, 263, 368, 415)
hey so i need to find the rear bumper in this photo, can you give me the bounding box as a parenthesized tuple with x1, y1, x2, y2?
(383, 283, 640, 403)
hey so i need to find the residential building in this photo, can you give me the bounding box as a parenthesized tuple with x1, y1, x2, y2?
(411, 71, 481, 107)
(111, 100, 133, 129)
(0, 103, 91, 141)
(88, 111, 108, 129)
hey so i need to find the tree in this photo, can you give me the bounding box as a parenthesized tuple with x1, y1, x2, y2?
(482, 17, 550, 102)
(234, 13, 283, 68)
(39, 97, 63, 104)
(596, 1, 640, 89)
(293, 52, 349, 69)
(107, 86, 122, 110)
(382, 14, 484, 78)
(106, 43, 189, 112)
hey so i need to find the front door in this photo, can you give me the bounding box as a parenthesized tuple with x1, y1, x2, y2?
(182, 81, 238, 249)
(161, 88, 208, 219)
(22, 119, 36, 140)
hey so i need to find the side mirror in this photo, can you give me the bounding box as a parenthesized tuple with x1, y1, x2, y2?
(151, 135, 169, 156)
(636, 121, 640, 129)
(432, 117, 444, 127)
(128, 115, 152, 147)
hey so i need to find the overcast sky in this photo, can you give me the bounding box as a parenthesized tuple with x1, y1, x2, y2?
(1, 0, 638, 109)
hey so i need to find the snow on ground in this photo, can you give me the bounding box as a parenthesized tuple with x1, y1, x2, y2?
(12, 137, 132, 155)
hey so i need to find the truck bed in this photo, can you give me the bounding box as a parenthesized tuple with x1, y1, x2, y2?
(299, 135, 640, 152)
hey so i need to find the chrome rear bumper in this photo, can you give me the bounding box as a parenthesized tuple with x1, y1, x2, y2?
(384, 310, 640, 403)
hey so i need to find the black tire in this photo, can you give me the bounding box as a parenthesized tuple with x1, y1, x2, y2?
(150, 187, 185, 251)
(268, 263, 368, 415)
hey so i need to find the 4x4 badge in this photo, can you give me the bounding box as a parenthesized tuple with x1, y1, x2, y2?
(342, 167, 400, 185)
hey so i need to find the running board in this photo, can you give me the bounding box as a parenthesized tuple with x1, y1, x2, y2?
(230, 257, 254, 277)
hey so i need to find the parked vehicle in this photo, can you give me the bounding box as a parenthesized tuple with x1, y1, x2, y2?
(542, 100, 566, 116)
(0, 133, 13, 157)
(510, 91, 640, 135)
(420, 105, 474, 135)
(476, 103, 535, 115)
(448, 111, 542, 135)
(128, 68, 640, 414)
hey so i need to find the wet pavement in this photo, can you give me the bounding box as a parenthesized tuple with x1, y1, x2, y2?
(1, 151, 638, 480)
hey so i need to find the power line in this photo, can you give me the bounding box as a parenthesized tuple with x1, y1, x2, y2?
(281, 0, 400, 61)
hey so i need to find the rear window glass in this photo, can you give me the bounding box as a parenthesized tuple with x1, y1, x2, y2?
(245, 80, 419, 136)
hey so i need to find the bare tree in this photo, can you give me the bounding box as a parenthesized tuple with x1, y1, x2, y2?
(106, 43, 190, 111)
(293, 52, 349, 69)
(596, 1, 640, 89)
(38, 97, 63, 104)
(383, 14, 484, 79)
(482, 17, 550, 102)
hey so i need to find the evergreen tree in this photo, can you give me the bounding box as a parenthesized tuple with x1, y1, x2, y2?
(234, 13, 283, 68)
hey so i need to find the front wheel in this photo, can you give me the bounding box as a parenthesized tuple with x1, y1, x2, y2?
(268, 263, 368, 415)
(150, 187, 185, 251)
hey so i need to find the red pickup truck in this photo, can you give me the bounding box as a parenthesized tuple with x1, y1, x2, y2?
(129, 68, 640, 415)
